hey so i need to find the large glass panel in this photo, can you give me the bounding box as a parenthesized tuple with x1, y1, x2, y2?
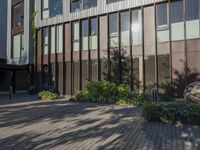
(71, 0, 97, 12)
(90, 18, 98, 50)
(82, 20, 89, 50)
(12, 34, 21, 58)
(132, 9, 142, 45)
(71, 0, 80, 12)
(170, 0, 183, 23)
(186, 0, 200, 39)
(109, 13, 118, 48)
(13, 2, 24, 28)
(186, 0, 199, 21)
(56, 25, 63, 53)
(157, 3, 168, 29)
(42, 0, 63, 19)
(157, 3, 169, 42)
(43, 28, 49, 55)
(107, 0, 120, 4)
(158, 54, 170, 96)
(73, 22, 80, 52)
(51, 26, 56, 54)
(170, 0, 184, 41)
(145, 55, 156, 92)
(83, 0, 97, 9)
(120, 11, 130, 46)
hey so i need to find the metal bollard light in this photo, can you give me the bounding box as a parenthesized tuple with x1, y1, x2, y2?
(151, 88, 158, 102)
(9, 86, 13, 100)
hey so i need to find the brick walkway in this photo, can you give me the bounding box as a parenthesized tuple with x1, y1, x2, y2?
(0, 98, 199, 150)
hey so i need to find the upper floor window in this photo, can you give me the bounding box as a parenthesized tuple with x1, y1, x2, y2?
(12, 33, 24, 59)
(186, 0, 199, 21)
(107, 0, 122, 4)
(109, 13, 118, 48)
(43, 27, 49, 55)
(42, 0, 63, 19)
(12, 2, 24, 28)
(156, 3, 168, 30)
(170, 0, 183, 23)
(71, 0, 97, 12)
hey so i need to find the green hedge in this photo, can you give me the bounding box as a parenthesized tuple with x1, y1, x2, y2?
(75, 81, 132, 104)
(38, 91, 59, 100)
(142, 100, 200, 124)
(75, 81, 149, 105)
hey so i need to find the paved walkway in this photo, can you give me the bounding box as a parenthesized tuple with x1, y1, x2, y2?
(0, 98, 200, 150)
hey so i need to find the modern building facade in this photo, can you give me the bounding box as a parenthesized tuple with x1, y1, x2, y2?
(34, 0, 200, 97)
(0, 0, 35, 93)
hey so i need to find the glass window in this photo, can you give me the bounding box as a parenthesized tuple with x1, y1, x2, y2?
(82, 20, 89, 50)
(109, 13, 118, 48)
(120, 11, 130, 46)
(43, 28, 49, 55)
(12, 33, 24, 58)
(12, 2, 24, 28)
(90, 18, 98, 50)
(107, 0, 121, 4)
(83, 0, 97, 10)
(42, 0, 63, 19)
(71, 0, 97, 12)
(51, 26, 56, 54)
(186, 0, 199, 21)
(56, 25, 63, 53)
(132, 9, 142, 45)
(157, 3, 168, 29)
(73, 22, 80, 51)
(71, 0, 80, 12)
(170, 0, 183, 23)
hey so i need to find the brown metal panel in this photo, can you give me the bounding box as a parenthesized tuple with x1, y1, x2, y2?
(58, 62, 64, 94)
(37, 29, 42, 65)
(12, 0, 23, 6)
(82, 60, 88, 88)
(65, 62, 71, 95)
(43, 55, 48, 64)
(50, 54, 56, 63)
(57, 54, 63, 62)
(157, 42, 170, 55)
(73, 61, 80, 93)
(187, 39, 200, 77)
(11, 27, 24, 35)
(65, 23, 71, 62)
(144, 6, 156, 56)
(82, 51, 89, 60)
(92, 59, 98, 81)
(99, 15, 108, 59)
(37, 65, 42, 90)
(73, 52, 80, 60)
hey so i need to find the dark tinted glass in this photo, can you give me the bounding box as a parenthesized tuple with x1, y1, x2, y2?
(170, 1, 183, 23)
(157, 3, 168, 26)
(186, 0, 199, 21)
(49, 0, 63, 17)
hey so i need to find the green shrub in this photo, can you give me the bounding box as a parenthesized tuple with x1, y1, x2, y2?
(142, 100, 200, 124)
(75, 90, 89, 101)
(117, 84, 130, 98)
(75, 81, 130, 104)
(142, 103, 162, 121)
(38, 91, 59, 100)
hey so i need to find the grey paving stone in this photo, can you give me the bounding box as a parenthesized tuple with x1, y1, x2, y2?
(0, 98, 199, 150)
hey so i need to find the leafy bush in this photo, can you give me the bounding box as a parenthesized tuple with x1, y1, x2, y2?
(75, 81, 130, 104)
(75, 90, 89, 101)
(142, 103, 162, 121)
(142, 100, 200, 124)
(38, 91, 59, 100)
(117, 93, 149, 106)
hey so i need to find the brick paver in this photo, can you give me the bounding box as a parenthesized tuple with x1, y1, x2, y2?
(0, 98, 200, 150)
